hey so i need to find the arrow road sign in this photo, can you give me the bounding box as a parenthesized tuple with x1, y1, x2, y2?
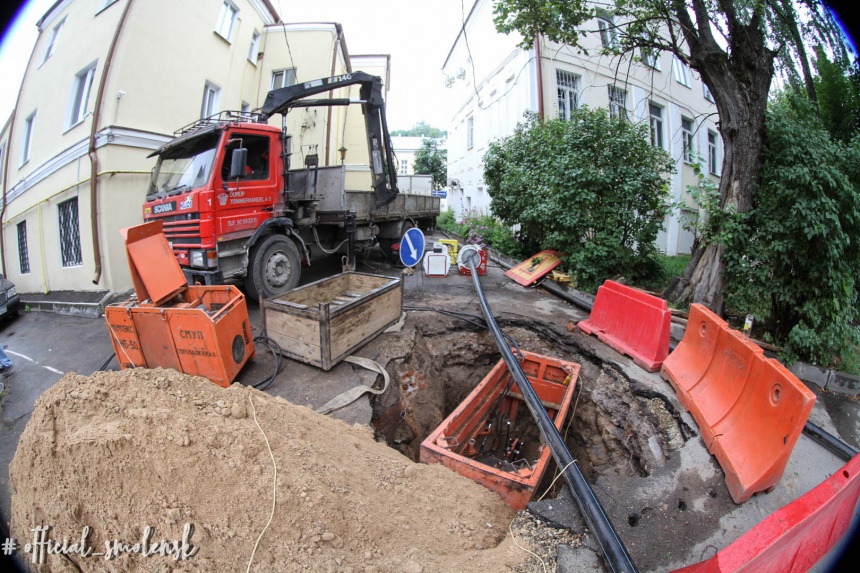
(399, 227, 425, 267)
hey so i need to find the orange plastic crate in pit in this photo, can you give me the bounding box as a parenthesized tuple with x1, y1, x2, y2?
(420, 350, 580, 510)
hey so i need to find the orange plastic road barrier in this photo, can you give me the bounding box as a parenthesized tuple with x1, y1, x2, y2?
(577, 280, 670, 372)
(420, 350, 580, 510)
(661, 304, 816, 503)
(504, 250, 562, 286)
(669, 453, 860, 573)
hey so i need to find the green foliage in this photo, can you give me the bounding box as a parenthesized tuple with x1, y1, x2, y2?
(813, 47, 860, 144)
(454, 210, 522, 257)
(437, 208, 457, 232)
(390, 121, 447, 138)
(484, 109, 675, 291)
(724, 96, 860, 366)
(412, 139, 448, 190)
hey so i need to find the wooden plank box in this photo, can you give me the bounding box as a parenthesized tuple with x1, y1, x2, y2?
(263, 272, 402, 370)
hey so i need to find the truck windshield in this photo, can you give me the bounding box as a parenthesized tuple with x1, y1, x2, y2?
(148, 133, 220, 200)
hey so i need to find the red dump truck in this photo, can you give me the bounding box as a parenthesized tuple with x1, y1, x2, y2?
(142, 72, 439, 299)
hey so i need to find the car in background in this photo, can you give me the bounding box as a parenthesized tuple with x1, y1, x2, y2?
(0, 275, 20, 321)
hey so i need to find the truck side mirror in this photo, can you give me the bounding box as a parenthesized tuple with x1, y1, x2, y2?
(228, 147, 248, 179)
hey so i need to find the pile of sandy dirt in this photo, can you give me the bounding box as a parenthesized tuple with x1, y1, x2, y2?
(10, 368, 529, 573)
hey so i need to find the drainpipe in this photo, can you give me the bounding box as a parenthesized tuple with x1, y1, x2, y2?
(534, 34, 544, 119)
(89, 0, 134, 285)
(324, 25, 345, 167)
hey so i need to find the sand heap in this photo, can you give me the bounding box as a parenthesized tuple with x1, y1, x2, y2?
(10, 368, 524, 573)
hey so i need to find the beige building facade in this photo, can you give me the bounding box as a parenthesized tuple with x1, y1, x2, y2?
(1, 0, 390, 294)
(443, 0, 722, 256)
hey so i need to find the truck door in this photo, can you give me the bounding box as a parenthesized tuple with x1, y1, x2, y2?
(214, 133, 277, 241)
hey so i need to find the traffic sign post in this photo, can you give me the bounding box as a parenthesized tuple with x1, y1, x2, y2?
(399, 228, 425, 267)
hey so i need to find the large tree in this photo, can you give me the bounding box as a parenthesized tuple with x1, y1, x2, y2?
(493, 0, 850, 313)
(412, 138, 448, 190)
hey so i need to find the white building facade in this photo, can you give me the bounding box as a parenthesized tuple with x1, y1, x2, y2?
(443, 0, 722, 256)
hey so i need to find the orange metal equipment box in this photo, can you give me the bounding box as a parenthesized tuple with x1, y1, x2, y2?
(420, 350, 580, 510)
(104, 221, 254, 387)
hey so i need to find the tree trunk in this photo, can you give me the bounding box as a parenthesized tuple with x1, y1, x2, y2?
(668, 6, 776, 316)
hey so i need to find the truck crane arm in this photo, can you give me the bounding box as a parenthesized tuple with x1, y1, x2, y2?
(260, 71, 398, 208)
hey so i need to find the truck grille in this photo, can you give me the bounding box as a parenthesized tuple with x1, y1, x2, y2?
(159, 213, 203, 246)
(0, 291, 6, 305)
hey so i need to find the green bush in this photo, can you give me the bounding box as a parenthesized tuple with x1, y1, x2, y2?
(724, 96, 860, 366)
(454, 210, 522, 257)
(484, 109, 675, 290)
(437, 208, 457, 232)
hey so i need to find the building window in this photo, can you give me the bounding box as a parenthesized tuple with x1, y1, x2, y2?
(598, 17, 618, 49)
(215, 1, 239, 42)
(608, 85, 627, 120)
(58, 198, 83, 267)
(556, 70, 580, 120)
(400, 160, 408, 175)
(68, 62, 97, 129)
(21, 111, 36, 166)
(467, 116, 474, 149)
(17, 222, 30, 274)
(682, 117, 695, 163)
(649, 103, 663, 148)
(673, 57, 691, 87)
(708, 131, 719, 176)
(41, 18, 65, 64)
(201, 82, 220, 118)
(641, 47, 660, 70)
(271, 69, 296, 90)
(703, 83, 714, 102)
(248, 31, 260, 63)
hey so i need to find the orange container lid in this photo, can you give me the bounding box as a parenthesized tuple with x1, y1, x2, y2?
(121, 221, 187, 306)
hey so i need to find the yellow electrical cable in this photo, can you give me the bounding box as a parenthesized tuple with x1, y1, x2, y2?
(246, 392, 277, 573)
(509, 518, 548, 573)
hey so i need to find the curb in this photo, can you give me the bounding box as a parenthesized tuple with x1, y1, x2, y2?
(21, 291, 122, 319)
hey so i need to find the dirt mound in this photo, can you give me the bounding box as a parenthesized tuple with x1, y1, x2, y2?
(10, 368, 525, 572)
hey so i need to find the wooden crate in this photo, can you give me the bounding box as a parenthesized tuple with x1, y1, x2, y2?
(263, 272, 402, 370)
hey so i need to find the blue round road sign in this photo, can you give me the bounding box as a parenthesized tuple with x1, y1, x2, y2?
(399, 228, 425, 267)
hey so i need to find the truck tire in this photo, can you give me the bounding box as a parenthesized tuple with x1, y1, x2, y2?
(245, 234, 301, 301)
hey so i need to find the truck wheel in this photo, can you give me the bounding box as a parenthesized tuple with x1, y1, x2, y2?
(246, 234, 301, 301)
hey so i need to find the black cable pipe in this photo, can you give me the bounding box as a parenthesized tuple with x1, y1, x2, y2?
(803, 421, 859, 462)
(460, 250, 638, 573)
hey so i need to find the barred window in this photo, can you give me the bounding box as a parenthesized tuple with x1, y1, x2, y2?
(556, 70, 580, 120)
(682, 117, 695, 163)
(18, 221, 30, 274)
(649, 103, 663, 148)
(608, 85, 627, 119)
(58, 198, 83, 267)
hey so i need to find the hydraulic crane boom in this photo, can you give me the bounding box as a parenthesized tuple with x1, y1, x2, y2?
(260, 71, 398, 207)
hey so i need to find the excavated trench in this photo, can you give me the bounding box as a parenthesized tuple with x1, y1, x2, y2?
(372, 315, 695, 487)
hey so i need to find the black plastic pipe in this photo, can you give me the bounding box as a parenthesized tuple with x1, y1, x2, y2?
(803, 421, 859, 462)
(461, 250, 638, 573)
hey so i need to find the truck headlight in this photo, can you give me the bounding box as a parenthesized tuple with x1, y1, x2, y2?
(190, 249, 218, 269)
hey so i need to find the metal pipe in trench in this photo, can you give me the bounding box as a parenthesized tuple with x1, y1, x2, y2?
(460, 250, 638, 573)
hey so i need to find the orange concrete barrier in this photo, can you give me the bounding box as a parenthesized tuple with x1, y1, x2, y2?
(661, 304, 816, 503)
(577, 280, 670, 372)
(669, 453, 860, 573)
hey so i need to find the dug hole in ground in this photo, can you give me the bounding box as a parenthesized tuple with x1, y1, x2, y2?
(8, 255, 851, 572)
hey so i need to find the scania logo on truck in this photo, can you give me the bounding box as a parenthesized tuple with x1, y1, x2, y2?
(152, 201, 176, 215)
